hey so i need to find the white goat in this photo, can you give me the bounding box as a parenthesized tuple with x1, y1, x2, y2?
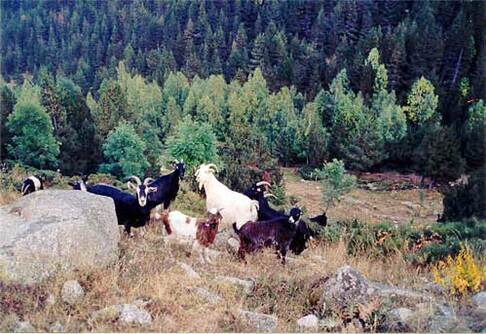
(161, 208, 223, 263)
(195, 164, 259, 229)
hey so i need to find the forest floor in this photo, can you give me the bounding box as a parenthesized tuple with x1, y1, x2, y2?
(282, 168, 443, 226)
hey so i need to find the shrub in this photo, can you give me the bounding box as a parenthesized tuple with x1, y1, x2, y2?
(432, 245, 486, 296)
(317, 159, 356, 210)
(99, 122, 149, 179)
(166, 116, 219, 172)
(441, 165, 486, 221)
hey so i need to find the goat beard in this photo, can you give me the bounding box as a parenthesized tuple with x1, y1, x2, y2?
(196, 221, 219, 247)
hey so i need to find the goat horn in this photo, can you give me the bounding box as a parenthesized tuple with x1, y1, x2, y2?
(143, 177, 155, 185)
(174, 159, 179, 164)
(256, 181, 271, 187)
(206, 163, 219, 172)
(264, 193, 278, 199)
(129, 175, 142, 185)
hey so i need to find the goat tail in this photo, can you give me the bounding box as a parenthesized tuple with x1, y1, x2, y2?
(232, 222, 240, 235)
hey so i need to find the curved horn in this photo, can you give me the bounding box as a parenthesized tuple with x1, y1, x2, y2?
(174, 159, 179, 164)
(143, 177, 155, 185)
(264, 193, 278, 199)
(206, 163, 219, 172)
(129, 175, 142, 185)
(256, 181, 271, 187)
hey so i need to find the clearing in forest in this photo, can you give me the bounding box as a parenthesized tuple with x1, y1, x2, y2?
(283, 168, 443, 226)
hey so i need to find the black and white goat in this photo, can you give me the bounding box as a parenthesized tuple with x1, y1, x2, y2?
(145, 160, 185, 210)
(233, 208, 312, 264)
(21, 176, 43, 195)
(69, 179, 155, 235)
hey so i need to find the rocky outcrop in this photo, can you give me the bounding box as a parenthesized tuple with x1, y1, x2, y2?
(0, 190, 120, 284)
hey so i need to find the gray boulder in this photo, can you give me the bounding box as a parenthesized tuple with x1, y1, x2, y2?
(0, 190, 120, 284)
(319, 266, 432, 309)
(238, 309, 278, 332)
(61, 280, 85, 306)
(472, 291, 486, 310)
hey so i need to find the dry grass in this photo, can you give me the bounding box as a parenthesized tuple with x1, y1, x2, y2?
(283, 168, 443, 226)
(0, 222, 432, 332)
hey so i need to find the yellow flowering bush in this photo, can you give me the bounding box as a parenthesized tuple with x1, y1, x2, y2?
(432, 245, 486, 296)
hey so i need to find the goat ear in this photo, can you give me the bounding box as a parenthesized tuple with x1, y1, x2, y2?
(148, 186, 158, 193)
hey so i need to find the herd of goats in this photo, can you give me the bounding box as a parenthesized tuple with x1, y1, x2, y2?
(19, 163, 328, 264)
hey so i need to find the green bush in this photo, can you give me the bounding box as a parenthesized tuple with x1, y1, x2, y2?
(99, 122, 149, 179)
(166, 116, 219, 172)
(317, 159, 357, 210)
(441, 165, 486, 221)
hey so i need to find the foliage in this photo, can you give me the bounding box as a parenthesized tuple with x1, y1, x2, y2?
(463, 100, 486, 169)
(166, 116, 219, 172)
(318, 159, 357, 210)
(405, 77, 439, 126)
(432, 245, 486, 296)
(6, 81, 60, 169)
(99, 122, 149, 179)
(441, 165, 486, 221)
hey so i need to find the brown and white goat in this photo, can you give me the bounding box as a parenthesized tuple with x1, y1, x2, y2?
(161, 208, 223, 263)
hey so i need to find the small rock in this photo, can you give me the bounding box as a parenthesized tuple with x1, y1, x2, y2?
(49, 321, 64, 332)
(46, 292, 56, 305)
(472, 292, 486, 310)
(13, 321, 35, 333)
(238, 309, 278, 332)
(90, 304, 152, 326)
(119, 304, 152, 325)
(319, 318, 339, 331)
(194, 287, 222, 305)
(177, 262, 200, 279)
(297, 314, 319, 330)
(389, 307, 413, 322)
(61, 280, 84, 305)
(227, 237, 240, 253)
(217, 276, 254, 294)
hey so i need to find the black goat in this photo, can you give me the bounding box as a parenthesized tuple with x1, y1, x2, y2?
(244, 182, 286, 221)
(145, 161, 185, 210)
(309, 212, 327, 227)
(21, 176, 43, 195)
(69, 181, 151, 235)
(232, 208, 311, 264)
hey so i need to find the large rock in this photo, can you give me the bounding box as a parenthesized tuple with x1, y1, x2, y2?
(0, 190, 120, 284)
(472, 291, 486, 310)
(318, 266, 433, 309)
(296, 314, 319, 331)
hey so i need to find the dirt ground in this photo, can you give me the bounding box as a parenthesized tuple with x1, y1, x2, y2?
(282, 168, 443, 226)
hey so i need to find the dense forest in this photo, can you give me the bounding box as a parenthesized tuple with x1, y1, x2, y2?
(1, 0, 485, 192)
